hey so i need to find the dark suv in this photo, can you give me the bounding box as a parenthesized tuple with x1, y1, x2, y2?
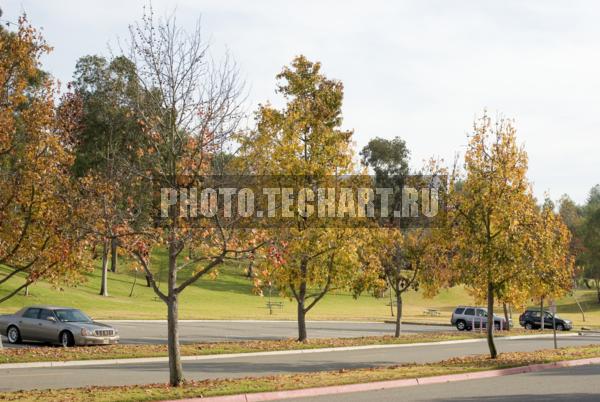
(519, 309, 572, 331)
(451, 306, 510, 331)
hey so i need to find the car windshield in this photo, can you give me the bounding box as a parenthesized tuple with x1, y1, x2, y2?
(54, 309, 91, 323)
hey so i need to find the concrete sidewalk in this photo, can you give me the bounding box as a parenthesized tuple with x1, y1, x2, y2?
(163, 356, 600, 402)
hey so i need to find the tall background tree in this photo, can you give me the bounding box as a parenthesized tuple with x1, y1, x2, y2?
(582, 186, 600, 301)
(69, 54, 147, 295)
(556, 186, 600, 303)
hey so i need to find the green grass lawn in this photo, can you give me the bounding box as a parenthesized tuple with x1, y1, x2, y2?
(1, 250, 599, 327)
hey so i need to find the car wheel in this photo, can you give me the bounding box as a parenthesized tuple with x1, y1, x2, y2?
(556, 323, 565, 331)
(494, 322, 501, 331)
(7, 326, 22, 344)
(524, 322, 533, 330)
(456, 320, 466, 331)
(60, 331, 75, 347)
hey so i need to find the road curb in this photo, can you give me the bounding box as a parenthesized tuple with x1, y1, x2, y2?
(0, 333, 579, 370)
(162, 356, 600, 402)
(384, 320, 452, 326)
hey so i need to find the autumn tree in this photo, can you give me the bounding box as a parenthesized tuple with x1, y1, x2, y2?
(241, 56, 368, 341)
(120, 9, 255, 386)
(74, 174, 141, 297)
(0, 16, 90, 303)
(523, 199, 574, 327)
(444, 114, 544, 358)
(368, 228, 437, 336)
(360, 137, 442, 336)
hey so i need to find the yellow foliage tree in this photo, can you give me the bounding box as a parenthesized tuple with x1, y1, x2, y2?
(241, 56, 371, 341)
(442, 113, 572, 358)
(525, 198, 574, 327)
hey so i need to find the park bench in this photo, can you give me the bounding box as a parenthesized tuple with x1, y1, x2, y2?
(266, 301, 284, 314)
(266, 301, 284, 309)
(423, 308, 441, 316)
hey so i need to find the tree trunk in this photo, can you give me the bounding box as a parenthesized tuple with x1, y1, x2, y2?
(167, 244, 183, 386)
(167, 295, 182, 386)
(129, 269, 138, 297)
(297, 299, 307, 342)
(394, 292, 403, 337)
(146, 275, 152, 287)
(110, 238, 118, 273)
(246, 250, 255, 278)
(596, 279, 600, 303)
(99, 241, 109, 297)
(486, 281, 497, 358)
(296, 260, 308, 342)
(540, 297, 544, 331)
(503, 302, 510, 331)
(23, 286, 29, 297)
(246, 259, 254, 278)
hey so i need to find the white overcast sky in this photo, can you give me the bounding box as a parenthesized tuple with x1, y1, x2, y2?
(2, 0, 599, 204)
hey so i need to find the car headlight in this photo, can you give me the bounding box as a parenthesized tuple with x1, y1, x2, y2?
(81, 328, 92, 336)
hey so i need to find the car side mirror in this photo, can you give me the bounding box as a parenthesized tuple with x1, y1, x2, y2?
(47, 316, 56, 322)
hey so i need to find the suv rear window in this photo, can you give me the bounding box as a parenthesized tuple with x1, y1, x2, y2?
(454, 308, 465, 314)
(464, 308, 475, 316)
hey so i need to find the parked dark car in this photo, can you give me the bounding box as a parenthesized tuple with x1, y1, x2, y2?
(519, 309, 572, 331)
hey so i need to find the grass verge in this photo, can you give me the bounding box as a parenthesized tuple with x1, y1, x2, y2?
(1, 344, 599, 402)
(0, 329, 542, 364)
(2, 251, 598, 327)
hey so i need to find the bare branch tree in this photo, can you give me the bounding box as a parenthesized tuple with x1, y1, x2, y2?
(120, 6, 251, 386)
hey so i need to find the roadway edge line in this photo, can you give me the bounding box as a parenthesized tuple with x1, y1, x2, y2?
(162, 356, 600, 402)
(0, 333, 579, 370)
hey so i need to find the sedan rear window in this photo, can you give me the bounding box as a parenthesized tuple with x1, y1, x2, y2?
(39, 309, 55, 320)
(23, 308, 40, 319)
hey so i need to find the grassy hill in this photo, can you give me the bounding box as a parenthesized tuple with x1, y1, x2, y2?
(1, 251, 599, 327)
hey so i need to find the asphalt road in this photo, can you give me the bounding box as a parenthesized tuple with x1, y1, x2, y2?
(1, 320, 452, 347)
(110, 320, 452, 343)
(281, 363, 600, 402)
(1, 334, 598, 392)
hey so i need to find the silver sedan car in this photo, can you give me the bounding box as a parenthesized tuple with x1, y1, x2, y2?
(0, 305, 119, 347)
